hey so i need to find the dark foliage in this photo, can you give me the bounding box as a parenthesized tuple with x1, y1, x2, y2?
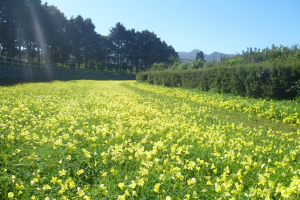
(195, 51, 206, 62)
(0, 1, 178, 72)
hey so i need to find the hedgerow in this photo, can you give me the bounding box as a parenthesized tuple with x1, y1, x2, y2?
(136, 62, 300, 99)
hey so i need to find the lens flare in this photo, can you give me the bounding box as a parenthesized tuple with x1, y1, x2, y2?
(29, 3, 52, 79)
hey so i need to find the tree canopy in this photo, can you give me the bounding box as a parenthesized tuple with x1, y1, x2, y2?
(0, 0, 178, 72)
(195, 51, 206, 62)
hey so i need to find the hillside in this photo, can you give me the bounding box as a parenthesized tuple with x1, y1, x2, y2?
(178, 49, 235, 62)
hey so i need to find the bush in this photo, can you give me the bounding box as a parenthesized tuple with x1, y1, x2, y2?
(150, 63, 170, 71)
(136, 62, 300, 99)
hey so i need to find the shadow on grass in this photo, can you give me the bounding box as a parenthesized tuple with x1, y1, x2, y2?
(0, 78, 57, 86)
(0, 76, 136, 87)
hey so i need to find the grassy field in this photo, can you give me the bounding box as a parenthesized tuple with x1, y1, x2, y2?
(1, 80, 300, 200)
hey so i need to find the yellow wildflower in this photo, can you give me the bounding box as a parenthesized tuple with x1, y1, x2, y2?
(8, 192, 14, 199)
(59, 169, 66, 176)
(77, 169, 84, 175)
(118, 182, 125, 190)
(154, 183, 161, 193)
(118, 195, 126, 200)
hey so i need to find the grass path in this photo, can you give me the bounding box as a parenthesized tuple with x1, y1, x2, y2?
(124, 82, 300, 134)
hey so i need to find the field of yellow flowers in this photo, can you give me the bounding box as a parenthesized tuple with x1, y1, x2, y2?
(1, 80, 300, 200)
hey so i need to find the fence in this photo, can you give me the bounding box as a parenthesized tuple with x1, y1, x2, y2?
(0, 55, 132, 75)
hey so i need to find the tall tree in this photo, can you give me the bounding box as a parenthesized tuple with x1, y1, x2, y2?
(100, 35, 115, 69)
(69, 16, 85, 68)
(0, 0, 24, 58)
(109, 22, 128, 71)
(25, 0, 46, 62)
(125, 29, 140, 72)
(195, 51, 206, 61)
(91, 34, 106, 69)
(82, 18, 97, 68)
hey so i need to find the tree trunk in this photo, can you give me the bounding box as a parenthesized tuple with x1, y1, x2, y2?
(50, 47, 53, 64)
(85, 49, 88, 68)
(61, 53, 64, 67)
(18, 41, 22, 60)
(106, 50, 109, 69)
(118, 53, 121, 71)
(27, 42, 31, 61)
(37, 47, 40, 64)
(0, 48, 5, 59)
(77, 48, 80, 68)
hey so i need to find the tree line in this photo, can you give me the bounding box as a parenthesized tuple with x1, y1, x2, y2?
(0, 0, 178, 72)
(219, 44, 300, 66)
(148, 44, 300, 71)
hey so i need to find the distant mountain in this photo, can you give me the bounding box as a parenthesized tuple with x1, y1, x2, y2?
(177, 49, 235, 62)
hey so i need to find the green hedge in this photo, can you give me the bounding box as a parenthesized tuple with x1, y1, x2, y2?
(136, 62, 300, 99)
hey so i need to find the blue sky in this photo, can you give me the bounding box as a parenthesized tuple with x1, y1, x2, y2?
(41, 0, 300, 54)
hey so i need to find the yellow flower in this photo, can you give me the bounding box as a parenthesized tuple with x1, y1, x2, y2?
(77, 187, 85, 197)
(42, 184, 52, 190)
(110, 168, 117, 175)
(15, 183, 24, 190)
(69, 180, 75, 188)
(185, 194, 191, 200)
(187, 178, 196, 185)
(258, 174, 267, 186)
(129, 180, 136, 189)
(281, 187, 293, 199)
(118, 195, 126, 200)
(235, 183, 243, 191)
(50, 177, 58, 184)
(99, 184, 108, 196)
(252, 162, 258, 168)
(102, 189, 108, 196)
(124, 190, 130, 196)
(192, 191, 198, 198)
(206, 180, 213, 186)
(187, 161, 196, 170)
(77, 169, 84, 176)
(132, 191, 137, 196)
(118, 182, 125, 190)
(231, 189, 238, 195)
(82, 148, 91, 158)
(84, 185, 89, 191)
(83, 196, 91, 200)
(166, 196, 172, 200)
(99, 184, 106, 190)
(137, 178, 145, 186)
(215, 183, 222, 192)
(8, 192, 14, 199)
(153, 183, 161, 193)
(101, 171, 107, 177)
(31, 178, 38, 185)
(59, 169, 66, 176)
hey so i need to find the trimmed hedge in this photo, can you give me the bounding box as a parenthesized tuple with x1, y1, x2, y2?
(136, 62, 300, 99)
